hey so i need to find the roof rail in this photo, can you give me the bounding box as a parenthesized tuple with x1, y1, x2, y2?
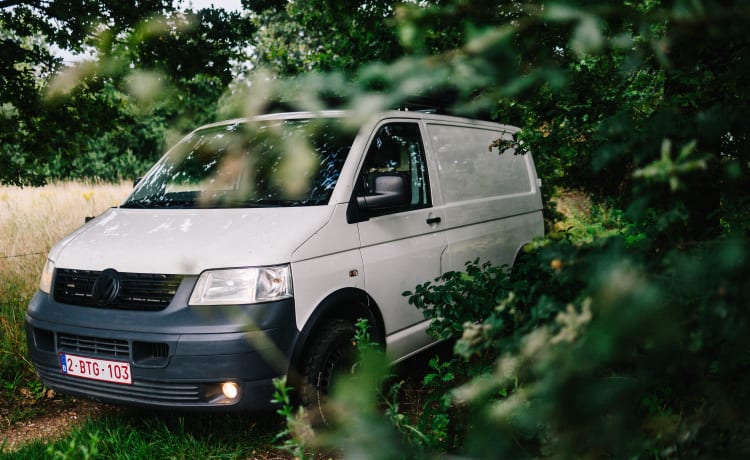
(396, 94, 455, 114)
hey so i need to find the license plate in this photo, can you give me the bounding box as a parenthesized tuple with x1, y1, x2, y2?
(59, 353, 132, 385)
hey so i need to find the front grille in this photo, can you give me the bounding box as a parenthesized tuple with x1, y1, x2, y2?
(58, 333, 130, 358)
(54, 269, 182, 311)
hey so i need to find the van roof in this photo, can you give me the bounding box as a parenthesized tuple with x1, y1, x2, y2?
(196, 110, 519, 134)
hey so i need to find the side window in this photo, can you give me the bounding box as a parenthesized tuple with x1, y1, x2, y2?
(356, 123, 430, 214)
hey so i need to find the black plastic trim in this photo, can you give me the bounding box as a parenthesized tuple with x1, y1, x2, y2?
(288, 288, 385, 376)
(25, 288, 300, 412)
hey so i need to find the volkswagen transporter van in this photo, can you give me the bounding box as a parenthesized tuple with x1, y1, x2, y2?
(25, 110, 544, 411)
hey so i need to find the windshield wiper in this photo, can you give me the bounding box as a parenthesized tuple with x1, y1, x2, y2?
(120, 201, 149, 209)
(121, 199, 196, 209)
(249, 199, 324, 207)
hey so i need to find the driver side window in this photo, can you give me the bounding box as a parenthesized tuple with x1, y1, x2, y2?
(358, 122, 431, 213)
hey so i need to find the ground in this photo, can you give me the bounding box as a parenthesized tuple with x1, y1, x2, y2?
(1, 341, 454, 455)
(0, 391, 116, 452)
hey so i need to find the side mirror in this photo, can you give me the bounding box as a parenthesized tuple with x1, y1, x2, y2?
(357, 174, 411, 209)
(347, 173, 411, 224)
(133, 177, 142, 187)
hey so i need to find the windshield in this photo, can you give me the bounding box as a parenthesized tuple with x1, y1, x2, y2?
(123, 118, 355, 209)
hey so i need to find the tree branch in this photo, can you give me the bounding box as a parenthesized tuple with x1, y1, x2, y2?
(0, 0, 49, 10)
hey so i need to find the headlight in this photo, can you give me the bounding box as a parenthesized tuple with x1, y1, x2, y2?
(40, 259, 55, 294)
(189, 265, 293, 306)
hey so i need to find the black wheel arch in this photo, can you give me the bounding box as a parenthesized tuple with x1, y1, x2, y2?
(288, 287, 385, 377)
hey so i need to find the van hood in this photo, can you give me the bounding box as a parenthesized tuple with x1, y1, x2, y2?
(49, 207, 333, 274)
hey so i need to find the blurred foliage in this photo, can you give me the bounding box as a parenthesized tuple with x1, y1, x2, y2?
(448, 236, 750, 458)
(1, 1, 253, 185)
(2, 0, 750, 457)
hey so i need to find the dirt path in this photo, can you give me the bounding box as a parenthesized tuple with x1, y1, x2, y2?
(0, 392, 115, 453)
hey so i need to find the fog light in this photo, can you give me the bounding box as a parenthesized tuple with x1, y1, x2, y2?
(221, 381, 240, 400)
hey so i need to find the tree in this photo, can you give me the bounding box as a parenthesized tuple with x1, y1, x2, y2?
(0, 0, 175, 184)
(250, 0, 403, 75)
(0, 0, 174, 51)
(0, 1, 256, 184)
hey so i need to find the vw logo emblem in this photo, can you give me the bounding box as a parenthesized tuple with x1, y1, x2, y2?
(92, 269, 121, 306)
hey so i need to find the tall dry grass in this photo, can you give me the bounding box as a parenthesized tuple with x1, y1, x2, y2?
(0, 181, 132, 288)
(0, 181, 132, 390)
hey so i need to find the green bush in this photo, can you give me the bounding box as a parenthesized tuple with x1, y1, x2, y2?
(274, 212, 749, 457)
(456, 237, 750, 458)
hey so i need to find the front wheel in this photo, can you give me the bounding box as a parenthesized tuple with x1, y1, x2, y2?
(301, 319, 357, 424)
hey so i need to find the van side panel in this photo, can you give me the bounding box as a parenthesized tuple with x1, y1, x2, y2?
(426, 123, 544, 271)
(442, 207, 543, 270)
(291, 203, 364, 332)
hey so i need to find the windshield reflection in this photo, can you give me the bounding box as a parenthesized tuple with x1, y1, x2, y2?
(122, 118, 355, 209)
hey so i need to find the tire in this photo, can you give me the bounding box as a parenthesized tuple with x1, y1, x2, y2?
(300, 319, 357, 424)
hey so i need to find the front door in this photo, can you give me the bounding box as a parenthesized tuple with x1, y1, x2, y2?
(353, 121, 447, 357)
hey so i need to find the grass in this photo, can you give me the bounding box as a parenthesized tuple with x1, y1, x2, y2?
(0, 183, 131, 428)
(1, 411, 286, 459)
(1, 181, 132, 391)
(547, 188, 638, 245)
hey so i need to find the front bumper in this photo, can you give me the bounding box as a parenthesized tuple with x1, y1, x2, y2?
(25, 287, 298, 412)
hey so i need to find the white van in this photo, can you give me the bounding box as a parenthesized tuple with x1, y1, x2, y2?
(25, 111, 543, 411)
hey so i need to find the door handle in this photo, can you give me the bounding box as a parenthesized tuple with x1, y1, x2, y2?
(426, 216, 442, 225)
